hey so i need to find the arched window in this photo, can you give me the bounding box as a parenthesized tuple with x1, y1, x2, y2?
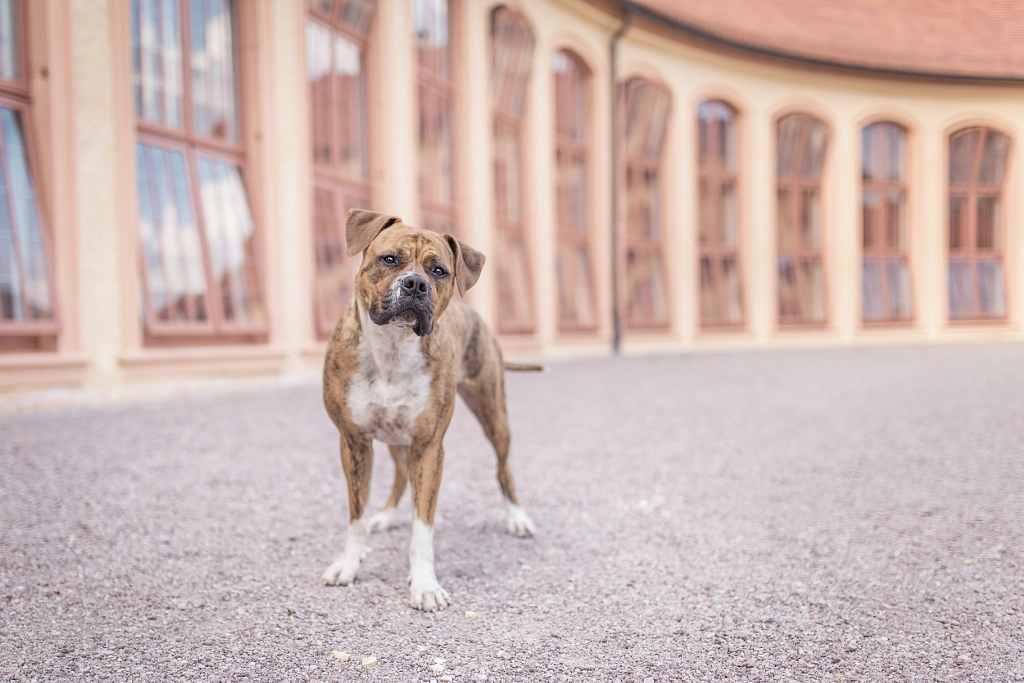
(622, 78, 670, 329)
(553, 50, 594, 331)
(861, 122, 911, 322)
(307, 0, 375, 337)
(697, 100, 742, 327)
(134, 0, 266, 337)
(414, 0, 457, 236)
(948, 126, 1010, 320)
(0, 0, 57, 345)
(491, 6, 535, 334)
(776, 113, 828, 325)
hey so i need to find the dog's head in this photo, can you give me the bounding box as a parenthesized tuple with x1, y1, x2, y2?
(345, 209, 485, 337)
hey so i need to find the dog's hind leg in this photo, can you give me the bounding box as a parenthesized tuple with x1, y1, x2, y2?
(321, 433, 374, 586)
(368, 445, 408, 532)
(457, 376, 535, 537)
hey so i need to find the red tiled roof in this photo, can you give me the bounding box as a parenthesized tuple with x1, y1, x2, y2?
(621, 0, 1024, 82)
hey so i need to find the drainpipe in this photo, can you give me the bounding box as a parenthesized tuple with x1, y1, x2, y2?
(609, 6, 633, 355)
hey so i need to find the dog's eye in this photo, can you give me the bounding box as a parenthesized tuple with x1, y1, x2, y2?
(431, 266, 448, 278)
(380, 255, 397, 266)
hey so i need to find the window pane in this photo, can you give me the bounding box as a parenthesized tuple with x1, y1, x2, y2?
(491, 7, 533, 119)
(799, 189, 820, 248)
(313, 185, 354, 332)
(196, 157, 265, 324)
(556, 150, 586, 236)
(777, 115, 801, 177)
(418, 82, 453, 206)
(136, 142, 207, 323)
(626, 249, 666, 327)
(1, 109, 51, 320)
(699, 256, 716, 321)
(862, 259, 884, 321)
(977, 259, 1005, 317)
(886, 258, 911, 319)
(978, 130, 1009, 186)
(697, 100, 735, 172)
(777, 257, 798, 318)
(802, 119, 828, 180)
(493, 122, 521, 224)
(625, 80, 670, 161)
(949, 128, 979, 184)
(722, 257, 742, 323)
(557, 241, 594, 329)
(948, 195, 967, 251)
(413, 0, 450, 81)
(976, 196, 1001, 250)
(862, 190, 879, 249)
(720, 182, 738, 247)
(885, 191, 906, 251)
(948, 260, 974, 318)
(698, 179, 710, 245)
(334, 34, 368, 180)
(776, 188, 792, 249)
(336, 0, 375, 36)
(496, 227, 533, 330)
(553, 51, 586, 143)
(0, 0, 18, 82)
(861, 123, 878, 181)
(626, 165, 660, 243)
(884, 123, 906, 182)
(190, 0, 240, 143)
(133, 0, 184, 129)
(800, 259, 824, 321)
(306, 20, 333, 168)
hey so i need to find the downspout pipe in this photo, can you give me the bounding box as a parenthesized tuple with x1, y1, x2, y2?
(609, 6, 633, 355)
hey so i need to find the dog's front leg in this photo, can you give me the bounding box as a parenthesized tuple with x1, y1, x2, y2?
(322, 432, 374, 586)
(406, 415, 453, 611)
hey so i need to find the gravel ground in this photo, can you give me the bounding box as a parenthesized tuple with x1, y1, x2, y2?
(2, 344, 1024, 682)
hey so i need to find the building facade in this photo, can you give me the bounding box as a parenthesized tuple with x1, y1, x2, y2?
(1, 0, 1023, 394)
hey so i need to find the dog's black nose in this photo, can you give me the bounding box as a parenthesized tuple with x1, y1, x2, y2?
(399, 274, 430, 298)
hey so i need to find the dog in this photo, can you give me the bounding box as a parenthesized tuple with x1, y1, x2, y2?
(320, 209, 538, 611)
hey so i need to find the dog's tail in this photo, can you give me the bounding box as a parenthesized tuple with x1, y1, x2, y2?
(503, 362, 544, 372)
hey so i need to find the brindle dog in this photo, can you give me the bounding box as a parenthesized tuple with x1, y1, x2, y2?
(321, 209, 537, 612)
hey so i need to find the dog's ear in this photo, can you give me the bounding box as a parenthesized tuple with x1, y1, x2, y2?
(444, 235, 486, 296)
(346, 209, 402, 257)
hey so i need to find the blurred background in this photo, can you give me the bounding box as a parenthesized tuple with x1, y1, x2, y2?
(1, 0, 1022, 402)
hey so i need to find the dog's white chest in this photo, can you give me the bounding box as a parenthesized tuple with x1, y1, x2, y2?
(347, 328, 431, 446)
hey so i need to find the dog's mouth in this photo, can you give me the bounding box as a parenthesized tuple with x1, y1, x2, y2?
(369, 294, 434, 337)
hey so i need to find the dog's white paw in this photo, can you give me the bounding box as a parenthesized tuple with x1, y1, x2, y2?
(367, 509, 394, 533)
(409, 578, 451, 612)
(506, 504, 536, 537)
(321, 557, 361, 586)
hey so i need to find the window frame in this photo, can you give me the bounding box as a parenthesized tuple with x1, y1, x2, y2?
(552, 49, 595, 334)
(132, 0, 268, 339)
(947, 125, 1012, 323)
(414, 0, 458, 237)
(490, 5, 536, 336)
(621, 77, 672, 332)
(861, 120, 913, 325)
(697, 99, 744, 330)
(306, 2, 374, 338)
(0, 0, 61, 338)
(776, 111, 829, 328)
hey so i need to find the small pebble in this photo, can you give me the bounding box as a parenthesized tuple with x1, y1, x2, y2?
(440, 677, 452, 683)
(430, 663, 445, 673)
(645, 678, 656, 683)
(362, 655, 377, 668)
(417, 645, 427, 652)
(465, 611, 477, 618)
(331, 651, 351, 661)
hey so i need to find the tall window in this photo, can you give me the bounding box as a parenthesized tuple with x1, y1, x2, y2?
(622, 78, 670, 329)
(553, 50, 593, 331)
(414, 0, 456, 236)
(777, 113, 828, 325)
(307, 0, 374, 337)
(697, 100, 741, 327)
(132, 0, 266, 337)
(491, 7, 535, 334)
(862, 122, 911, 322)
(0, 0, 57, 341)
(948, 126, 1010, 320)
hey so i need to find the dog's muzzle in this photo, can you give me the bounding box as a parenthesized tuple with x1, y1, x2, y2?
(369, 274, 435, 336)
